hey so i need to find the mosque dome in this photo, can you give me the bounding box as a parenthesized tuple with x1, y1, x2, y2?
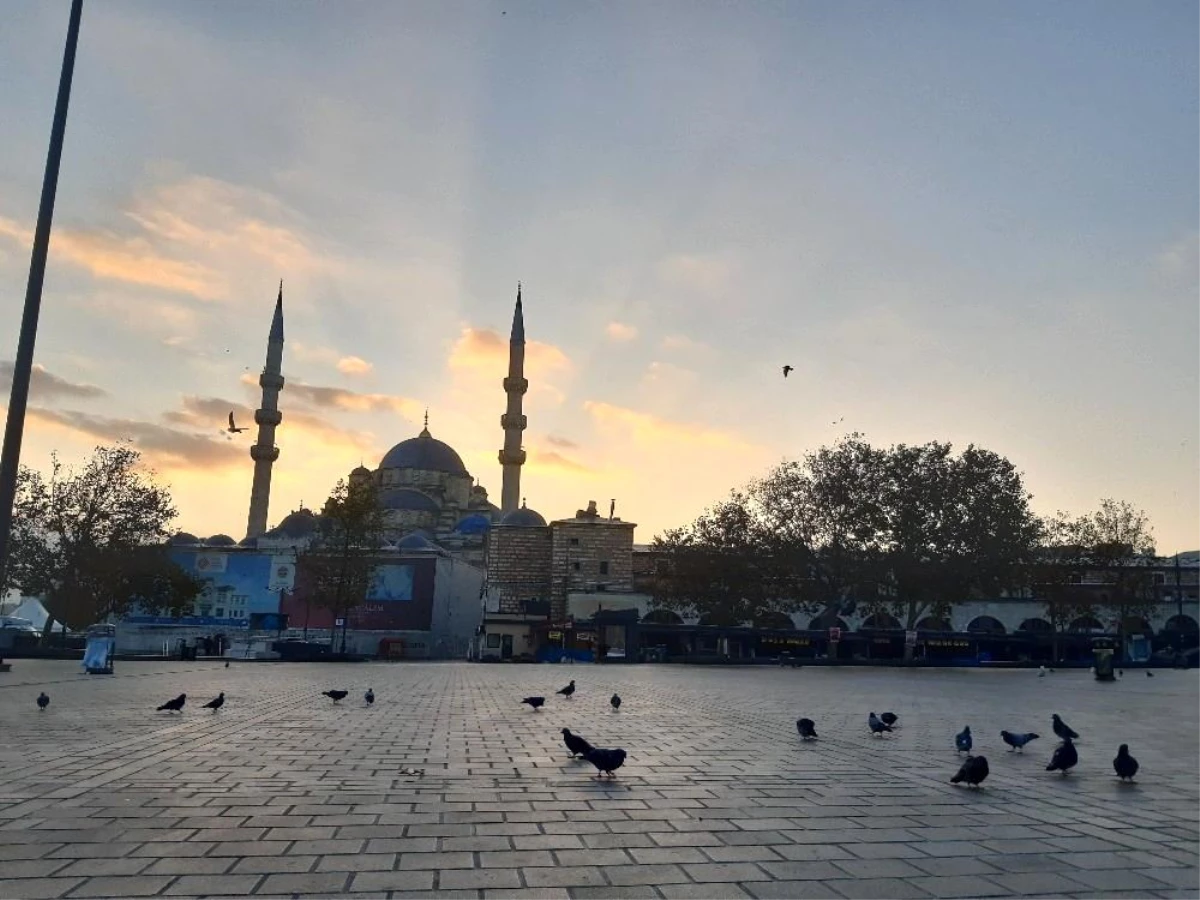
(270, 508, 320, 539)
(397, 531, 439, 551)
(500, 506, 547, 528)
(169, 532, 199, 546)
(205, 534, 236, 547)
(454, 513, 493, 535)
(378, 488, 440, 514)
(350, 465, 372, 479)
(379, 424, 468, 476)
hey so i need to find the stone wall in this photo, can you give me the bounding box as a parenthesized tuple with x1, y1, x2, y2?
(487, 526, 553, 614)
(550, 520, 635, 618)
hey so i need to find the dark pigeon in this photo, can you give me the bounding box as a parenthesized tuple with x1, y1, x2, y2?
(585, 747, 627, 778)
(951, 754, 989, 788)
(796, 718, 818, 740)
(323, 690, 349, 703)
(522, 696, 545, 710)
(1146, 670, 1154, 677)
(562, 728, 593, 758)
(1001, 730, 1040, 752)
(1046, 738, 1078, 775)
(1113, 744, 1139, 782)
(201, 692, 225, 711)
(1051, 714, 1079, 743)
(37, 692, 49, 710)
(955, 726, 972, 754)
(224, 660, 230, 668)
(365, 689, 375, 705)
(157, 693, 186, 713)
(557, 680, 576, 699)
(880, 712, 899, 727)
(611, 693, 621, 711)
(869, 712, 893, 736)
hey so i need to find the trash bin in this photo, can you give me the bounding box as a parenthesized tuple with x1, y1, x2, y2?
(1092, 637, 1116, 681)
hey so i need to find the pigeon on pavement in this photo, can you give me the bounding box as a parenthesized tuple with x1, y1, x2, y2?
(880, 712, 899, 727)
(611, 693, 621, 711)
(1046, 738, 1078, 775)
(1001, 730, 1040, 752)
(585, 747, 627, 778)
(869, 712, 893, 736)
(562, 728, 593, 758)
(557, 680, 576, 699)
(323, 690, 349, 703)
(1052, 714, 1079, 743)
(522, 696, 545, 711)
(796, 718, 818, 740)
(955, 726, 972, 754)
(157, 694, 186, 713)
(37, 692, 49, 710)
(201, 692, 225, 712)
(1113, 744, 1139, 782)
(951, 754, 989, 788)
(365, 689, 375, 706)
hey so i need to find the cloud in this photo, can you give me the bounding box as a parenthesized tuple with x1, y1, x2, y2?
(448, 327, 572, 377)
(168, 394, 380, 455)
(528, 448, 595, 475)
(660, 334, 710, 353)
(256, 375, 421, 419)
(0, 362, 107, 402)
(291, 342, 341, 366)
(336, 355, 374, 376)
(656, 253, 735, 294)
(545, 434, 579, 449)
(605, 321, 638, 342)
(583, 400, 756, 452)
(80, 290, 200, 339)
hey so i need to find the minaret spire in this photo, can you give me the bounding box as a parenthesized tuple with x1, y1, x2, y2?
(245, 282, 286, 540)
(498, 283, 527, 515)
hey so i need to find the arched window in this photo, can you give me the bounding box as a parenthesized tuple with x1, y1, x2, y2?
(915, 617, 951, 632)
(641, 608, 683, 625)
(1018, 618, 1053, 633)
(967, 616, 1006, 635)
(1164, 614, 1199, 634)
(860, 613, 902, 631)
(753, 611, 796, 630)
(808, 616, 848, 632)
(1069, 616, 1104, 633)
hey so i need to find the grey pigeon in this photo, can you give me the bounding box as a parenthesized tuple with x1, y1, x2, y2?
(796, 718, 818, 740)
(157, 693, 186, 713)
(1146, 670, 1154, 677)
(557, 680, 576, 699)
(1113, 744, 1139, 782)
(955, 726, 972, 754)
(880, 712, 899, 727)
(562, 728, 593, 758)
(1038, 666, 1046, 677)
(951, 754, 989, 788)
(323, 690, 349, 703)
(365, 689, 375, 705)
(1046, 738, 1078, 775)
(611, 693, 621, 711)
(522, 696, 545, 710)
(869, 712, 893, 736)
(37, 692, 49, 710)
(585, 747, 627, 778)
(201, 692, 224, 711)
(1001, 730, 1039, 752)
(1051, 714, 1079, 743)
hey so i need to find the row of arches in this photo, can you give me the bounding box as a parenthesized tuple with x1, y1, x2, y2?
(637, 608, 1200, 636)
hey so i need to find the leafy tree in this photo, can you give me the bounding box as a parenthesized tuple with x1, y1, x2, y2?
(299, 478, 386, 652)
(1030, 514, 1098, 661)
(9, 446, 195, 635)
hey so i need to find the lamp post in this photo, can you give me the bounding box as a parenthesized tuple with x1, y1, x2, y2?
(0, 0, 84, 590)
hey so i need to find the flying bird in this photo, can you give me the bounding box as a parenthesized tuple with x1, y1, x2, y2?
(950, 754, 989, 789)
(868, 712, 893, 736)
(584, 747, 627, 778)
(1001, 730, 1039, 752)
(522, 696, 545, 711)
(955, 726, 972, 754)
(562, 728, 593, 758)
(201, 692, 225, 712)
(879, 712, 899, 727)
(1046, 738, 1078, 775)
(37, 692, 49, 711)
(782, 365, 793, 378)
(227, 412, 246, 434)
(1051, 714, 1079, 743)
(364, 689, 375, 706)
(1113, 744, 1139, 782)
(796, 718, 818, 740)
(557, 680, 576, 699)
(610, 693, 621, 711)
(323, 690, 349, 703)
(157, 693, 186, 713)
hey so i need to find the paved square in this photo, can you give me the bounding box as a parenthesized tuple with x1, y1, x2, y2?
(1, 661, 1196, 899)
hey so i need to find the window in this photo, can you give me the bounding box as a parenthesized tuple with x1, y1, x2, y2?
(1153, 573, 1166, 585)
(599, 561, 610, 575)
(572, 561, 580, 571)
(1068, 574, 1082, 584)
(596, 584, 608, 592)
(215, 608, 225, 618)
(569, 538, 579, 546)
(486, 634, 501, 648)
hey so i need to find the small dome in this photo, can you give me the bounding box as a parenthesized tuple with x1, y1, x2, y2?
(500, 506, 547, 528)
(454, 513, 492, 535)
(397, 531, 438, 550)
(378, 488, 440, 514)
(169, 532, 199, 546)
(274, 508, 320, 538)
(380, 428, 468, 476)
(205, 534, 236, 547)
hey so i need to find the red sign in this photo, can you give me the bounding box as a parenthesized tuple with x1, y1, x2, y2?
(829, 627, 842, 641)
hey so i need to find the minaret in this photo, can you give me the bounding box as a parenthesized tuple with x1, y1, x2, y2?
(245, 282, 285, 540)
(498, 284, 527, 515)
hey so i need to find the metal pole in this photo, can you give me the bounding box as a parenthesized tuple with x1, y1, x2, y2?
(0, 0, 84, 589)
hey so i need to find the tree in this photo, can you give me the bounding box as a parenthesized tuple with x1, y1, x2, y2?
(299, 478, 386, 652)
(1031, 514, 1097, 662)
(9, 445, 195, 635)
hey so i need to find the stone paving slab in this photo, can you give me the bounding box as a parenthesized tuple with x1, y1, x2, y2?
(0, 660, 1197, 899)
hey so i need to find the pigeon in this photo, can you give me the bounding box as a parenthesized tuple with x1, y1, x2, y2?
(202, 692, 225, 711)
(1118, 669, 1124, 677)
(1051, 714, 1079, 743)
(224, 660, 230, 668)
(562, 728, 593, 758)
(323, 690, 349, 703)
(557, 680, 576, 699)
(584, 747, 627, 778)
(1001, 730, 1040, 752)
(796, 718, 818, 740)
(782, 365, 793, 378)
(610, 693, 621, 711)
(37, 692, 49, 710)
(1046, 738, 1078, 775)
(1038, 666, 1046, 677)
(227, 412, 246, 434)
(869, 712, 893, 736)
(955, 726, 972, 754)
(1146, 670, 1154, 677)
(951, 754, 989, 788)
(157, 693, 186, 713)
(1113, 744, 1139, 782)
(364, 689, 375, 706)
(522, 696, 545, 711)
(880, 712, 899, 727)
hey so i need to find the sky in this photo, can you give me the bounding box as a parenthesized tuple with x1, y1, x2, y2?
(0, 1, 1196, 553)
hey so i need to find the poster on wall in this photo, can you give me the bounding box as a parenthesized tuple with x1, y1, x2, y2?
(193, 552, 227, 574)
(367, 564, 414, 603)
(268, 556, 296, 592)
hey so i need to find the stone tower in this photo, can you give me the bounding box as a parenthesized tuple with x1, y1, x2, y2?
(498, 284, 527, 515)
(245, 283, 285, 540)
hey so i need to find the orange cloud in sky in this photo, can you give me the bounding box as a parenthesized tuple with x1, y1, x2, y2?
(336, 355, 374, 376)
(448, 326, 572, 378)
(583, 400, 756, 452)
(605, 321, 638, 341)
(240, 373, 420, 419)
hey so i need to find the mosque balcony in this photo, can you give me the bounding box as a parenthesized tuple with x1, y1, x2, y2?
(498, 448, 527, 466)
(254, 409, 282, 426)
(500, 413, 527, 431)
(502, 376, 529, 394)
(250, 444, 280, 462)
(259, 373, 285, 391)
